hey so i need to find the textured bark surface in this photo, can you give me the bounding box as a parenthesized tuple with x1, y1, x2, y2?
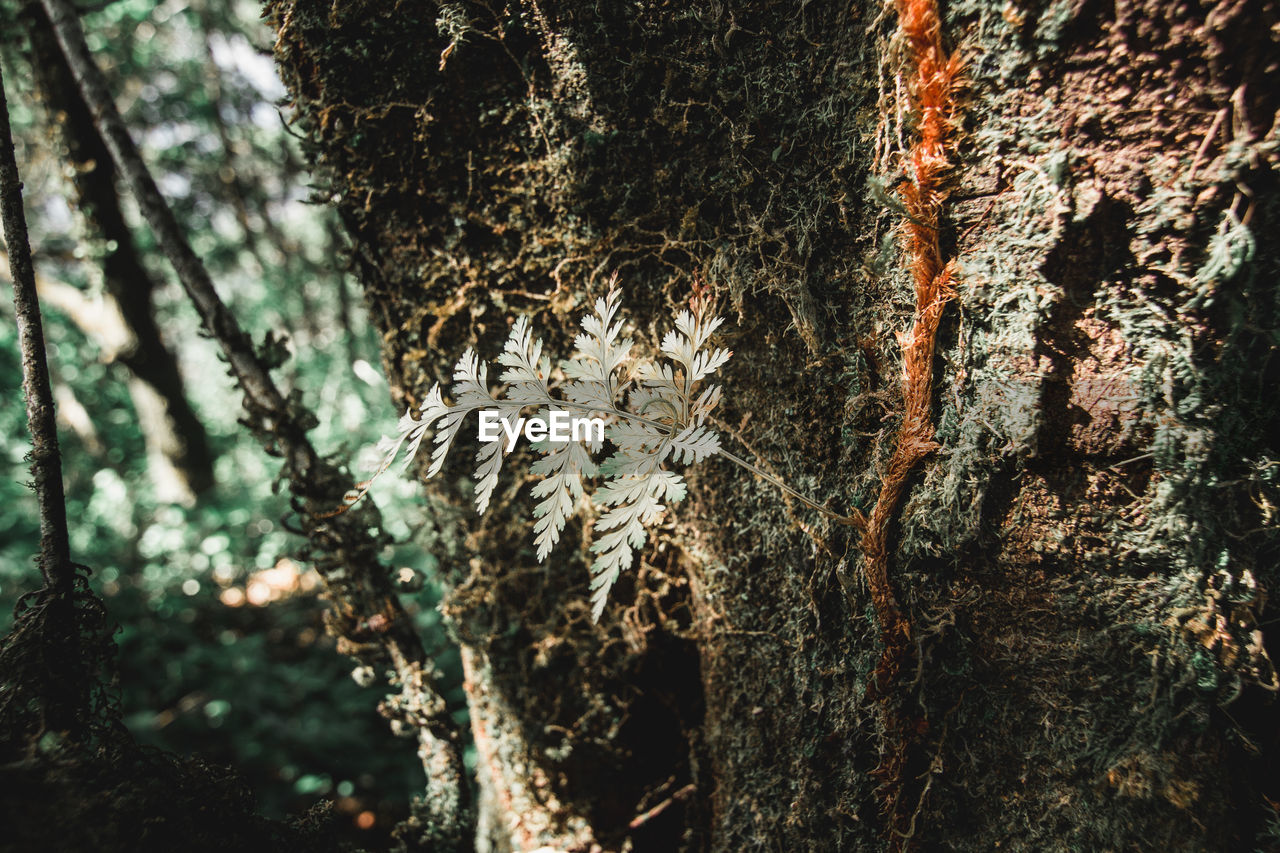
(269, 0, 1280, 849)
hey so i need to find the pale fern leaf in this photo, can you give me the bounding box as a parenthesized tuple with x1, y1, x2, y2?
(670, 423, 721, 465)
(690, 347, 732, 382)
(632, 363, 681, 407)
(604, 420, 667, 458)
(497, 316, 553, 404)
(659, 326, 691, 371)
(428, 348, 496, 481)
(471, 432, 505, 515)
(587, 488, 653, 620)
(650, 469, 688, 503)
(529, 437, 596, 560)
(628, 384, 681, 424)
(689, 384, 723, 422)
(677, 310, 723, 353)
(446, 332, 538, 500)
(563, 379, 616, 415)
(593, 467, 656, 507)
(587, 465, 687, 620)
(564, 286, 632, 394)
(351, 282, 738, 623)
(661, 311, 727, 374)
(398, 383, 450, 472)
(471, 411, 525, 514)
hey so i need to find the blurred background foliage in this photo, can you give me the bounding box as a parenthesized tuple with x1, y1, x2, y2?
(0, 0, 465, 844)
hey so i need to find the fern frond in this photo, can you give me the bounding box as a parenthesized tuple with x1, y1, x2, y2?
(496, 316, 553, 403)
(661, 310, 725, 373)
(563, 378, 617, 416)
(688, 384, 723, 422)
(529, 434, 597, 560)
(329, 384, 452, 513)
(471, 435, 504, 514)
(603, 419, 668, 460)
(587, 465, 686, 620)
(427, 349, 488, 477)
(564, 285, 632, 403)
(347, 280, 755, 622)
(633, 361, 681, 399)
(690, 346, 732, 382)
(670, 423, 721, 465)
(628, 383, 681, 425)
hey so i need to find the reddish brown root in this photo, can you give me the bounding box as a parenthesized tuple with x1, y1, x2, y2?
(859, 0, 961, 846)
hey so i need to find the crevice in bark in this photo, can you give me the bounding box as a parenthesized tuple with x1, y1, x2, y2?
(1035, 193, 1137, 466)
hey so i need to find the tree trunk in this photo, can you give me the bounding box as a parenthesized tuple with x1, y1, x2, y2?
(270, 0, 1280, 849)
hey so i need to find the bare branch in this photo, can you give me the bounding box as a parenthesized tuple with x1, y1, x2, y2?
(27, 5, 216, 498)
(39, 0, 287, 435)
(0, 62, 72, 595)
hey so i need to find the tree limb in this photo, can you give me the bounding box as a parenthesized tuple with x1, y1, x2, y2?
(0, 61, 72, 595)
(38, 0, 288, 438)
(26, 2, 216, 499)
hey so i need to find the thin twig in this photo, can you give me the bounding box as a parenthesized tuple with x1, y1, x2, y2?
(628, 782, 696, 830)
(718, 448, 866, 529)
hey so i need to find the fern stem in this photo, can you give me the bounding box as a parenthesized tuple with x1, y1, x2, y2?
(715, 448, 866, 530)
(544, 397, 864, 530)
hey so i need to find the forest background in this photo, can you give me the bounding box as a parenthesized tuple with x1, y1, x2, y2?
(0, 0, 459, 846)
(3, 0, 1280, 851)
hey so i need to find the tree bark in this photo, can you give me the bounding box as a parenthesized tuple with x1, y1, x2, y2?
(270, 0, 1280, 849)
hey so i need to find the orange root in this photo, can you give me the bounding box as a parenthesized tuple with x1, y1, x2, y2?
(860, 0, 961, 846)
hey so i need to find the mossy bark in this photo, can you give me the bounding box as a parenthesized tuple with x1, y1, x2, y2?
(270, 0, 1280, 849)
